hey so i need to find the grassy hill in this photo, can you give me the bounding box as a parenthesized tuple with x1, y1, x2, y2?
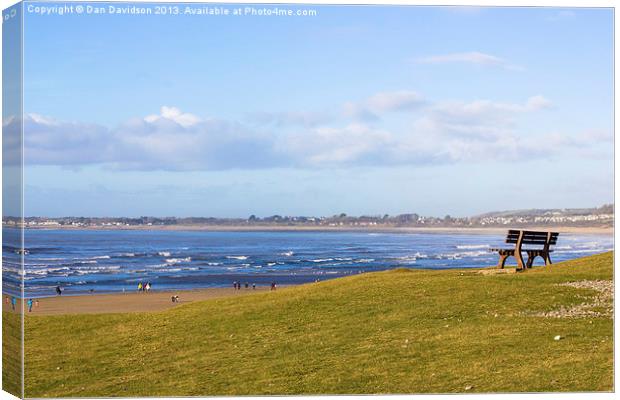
(11, 252, 614, 396)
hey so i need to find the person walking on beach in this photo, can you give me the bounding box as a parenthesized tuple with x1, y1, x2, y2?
(245, 282, 249, 289)
(252, 283, 256, 290)
(56, 286, 62, 296)
(233, 281, 237, 290)
(145, 282, 151, 293)
(10, 296, 16, 311)
(270, 281, 276, 291)
(27, 298, 33, 312)
(138, 282, 143, 292)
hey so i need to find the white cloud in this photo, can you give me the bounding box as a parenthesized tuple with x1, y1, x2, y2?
(416, 51, 523, 71)
(144, 106, 202, 127)
(420, 96, 553, 140)
(19, 92, 601, 171)
(281, 123, 393, 166)
(343, 90, 424, 121)
(525, 95, 553, 111)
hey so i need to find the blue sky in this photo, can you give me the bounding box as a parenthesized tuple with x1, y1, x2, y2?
(11, 4, 614, 217)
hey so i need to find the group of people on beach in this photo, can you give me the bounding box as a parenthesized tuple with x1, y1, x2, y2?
(5, 296, 38, 312)
(233, 281, 256, 290)
(137, 282, 152, 293)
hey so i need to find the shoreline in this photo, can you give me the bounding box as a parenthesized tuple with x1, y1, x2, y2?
(3, 286, 278, 316)
(5, 249, 615, 315)
(10, 224, 614, 235)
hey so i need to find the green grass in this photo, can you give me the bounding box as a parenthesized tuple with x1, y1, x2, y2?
(23, 252, 613, 396)
(2, 309, 22, 397)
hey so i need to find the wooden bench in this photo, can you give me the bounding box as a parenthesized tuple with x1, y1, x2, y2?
(490, 230, 559, 270)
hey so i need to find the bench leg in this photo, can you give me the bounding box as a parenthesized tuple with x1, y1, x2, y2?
(515, 251, 525, 270)
(526, 253, 536, 268)
(543, 252, 552, 266)
(497, 254, 508, 269)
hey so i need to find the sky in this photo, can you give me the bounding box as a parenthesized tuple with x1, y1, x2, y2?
(6, 3, 614, 218)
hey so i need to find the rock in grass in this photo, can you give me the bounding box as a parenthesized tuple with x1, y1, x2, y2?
(465, 385, 473, 390)
(554, 335, 563, 341)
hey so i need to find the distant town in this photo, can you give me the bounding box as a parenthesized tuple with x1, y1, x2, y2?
(3, 204, 613, 229)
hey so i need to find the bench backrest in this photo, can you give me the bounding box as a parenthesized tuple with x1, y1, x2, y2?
(505, 230, 559, 246)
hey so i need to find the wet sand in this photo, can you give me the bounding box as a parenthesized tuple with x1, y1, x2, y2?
(2, 287, 272, 316)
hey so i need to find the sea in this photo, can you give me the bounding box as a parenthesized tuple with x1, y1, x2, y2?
(2, 228, 614, 298)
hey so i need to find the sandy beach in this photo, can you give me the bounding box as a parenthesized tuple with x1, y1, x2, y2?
(3, 286, 273, 316)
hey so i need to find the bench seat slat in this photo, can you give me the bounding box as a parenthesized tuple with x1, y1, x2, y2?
(490, 248, 554, 253)
(506, 239, 558, 245)
(507, 233, 559, 239)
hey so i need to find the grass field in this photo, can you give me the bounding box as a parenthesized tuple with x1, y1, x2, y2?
(15, 252, 614, 396)
(2, 307, 22, 397)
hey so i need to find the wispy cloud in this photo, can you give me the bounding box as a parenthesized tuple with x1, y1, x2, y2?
(14, 92, 600, 171)
(415, 51, 524, 71)
(343, 90, 424, 121)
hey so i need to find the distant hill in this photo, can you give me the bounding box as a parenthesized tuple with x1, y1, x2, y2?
(7, 204, 614, 229)
(475, 204, 614, 218)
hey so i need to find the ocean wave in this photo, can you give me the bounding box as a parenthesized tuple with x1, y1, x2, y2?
(455, 244, 489, 250)
(436, 250, 489, 260)
(579, 241, 603, 249)
(92, 255, 111, 259)
(25, 267, 69, 276)
(157, 251, 171, 257)
(395, 256, 417, 264)
(226, 255, 249, 260)
(166, 257, 192, 264)
(556, 249, 606, 254)
(310, 258, 334, 263)
(280, 251, 294, 257)
(73, 266, 122, 274)
(355, 258, 375, 263)
(162, 268, 182, 272)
